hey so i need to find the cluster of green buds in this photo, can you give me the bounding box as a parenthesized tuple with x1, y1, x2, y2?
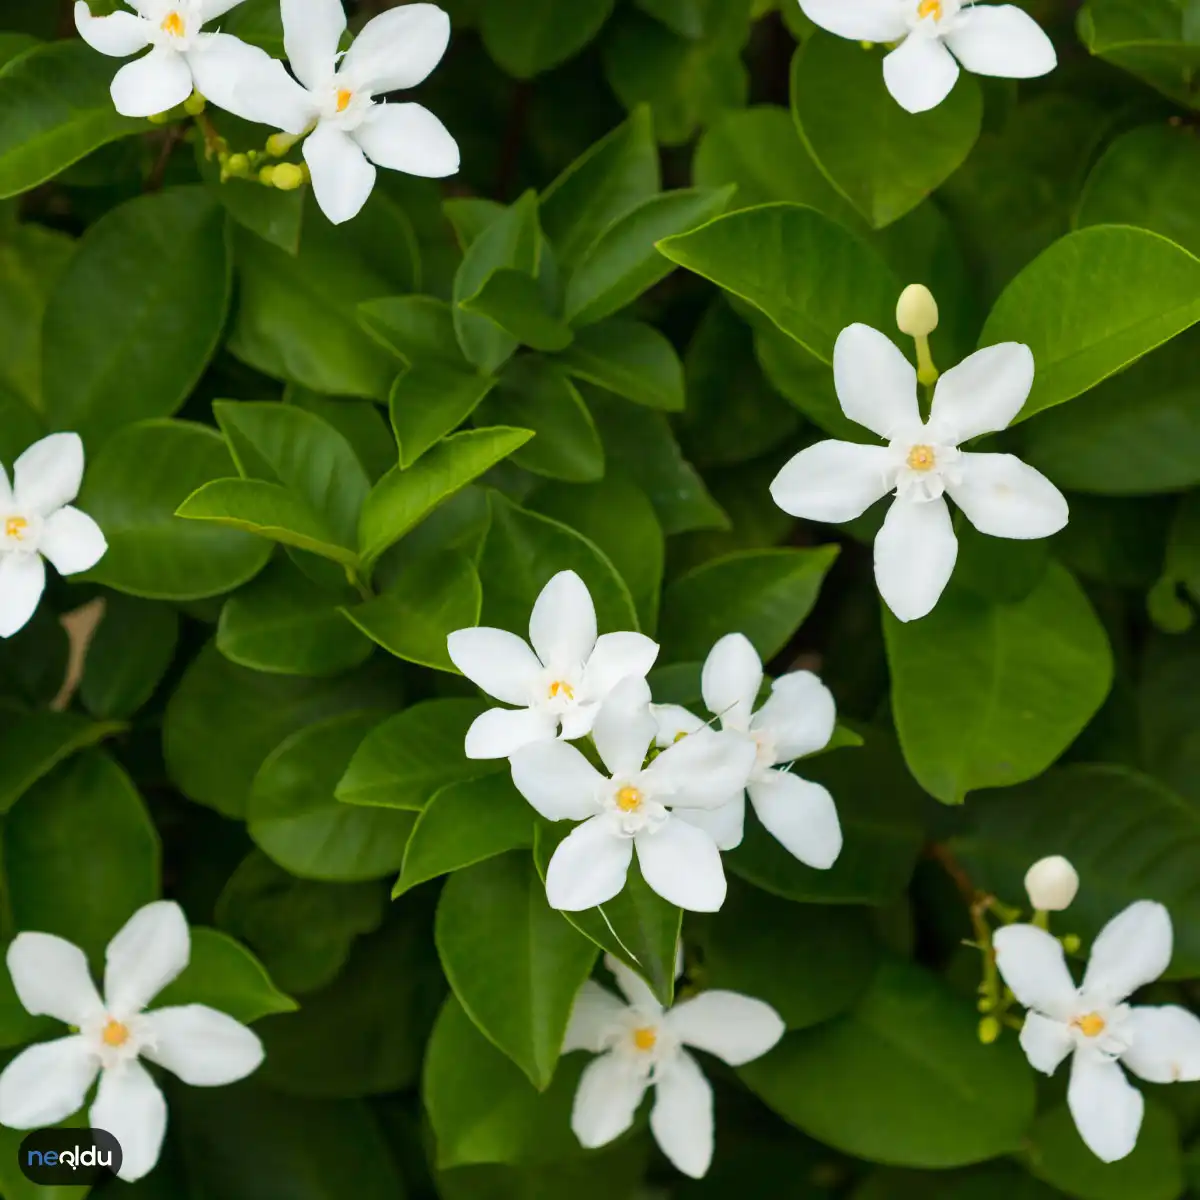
(214, 129, 310, 191)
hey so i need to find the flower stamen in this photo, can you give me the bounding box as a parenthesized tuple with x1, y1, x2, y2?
(101, 1018, 130, 1047)
(4, 517, 27, 541)
(616, 786, 643, 813)
(1072, 1012, 1106, 1038)
(161, 11, 185, 37)
(632, 1026, 657, 1051)
(336, 88, 353, 113)
(917, 0, 943, 19)
(906, 444, 936, 472)
(548, 680, 575, 701)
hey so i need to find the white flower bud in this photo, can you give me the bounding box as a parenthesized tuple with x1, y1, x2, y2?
(1024, 856, 1079, 912)
(896, 284, 939, 338)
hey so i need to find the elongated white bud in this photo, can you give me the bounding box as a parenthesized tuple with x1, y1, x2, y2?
(1024, 855, 1079, 912)
(896, 284, 939, 338)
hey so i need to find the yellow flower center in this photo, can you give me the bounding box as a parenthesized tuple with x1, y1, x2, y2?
(101, 1018, 130, 1047)
(906, 444, 936, 472)
(616, 786, 643, 813)
(336, 89, 353, 113)
(548, 680, 574, 701)
(1073, 1012, 1106, 1038)
(632, 1026, 657, 1051)
(4, 516, 27, 540)
(917, 0, 943, 19)
(161, 11, 185, 37)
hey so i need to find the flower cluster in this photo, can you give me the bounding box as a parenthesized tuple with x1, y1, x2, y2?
(75, 0, 459, 225)
(448, 571, 844, 914)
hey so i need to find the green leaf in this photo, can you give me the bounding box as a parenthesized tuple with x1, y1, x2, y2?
(741, 959, 1037, 1168)
(78, 419, 272, 601)
(884, 565, 1114, 804)
(565, 186, 734, 326)
(4, 751, 159, 961)
(42, 187, 230, 445)
(153, 928, 297, 1024)
(358, 427, 533, 572)
(980, 225, 1200, 422)
(81, 594, 179, 720)
(0, 40, 142, 199)
(855, 1164, 1060, 1200)
(790, 36, 981, 229)
(395, 775, 534, 897)
(358, 294, 464, 365)
(461, 269, 574, 352)
(0, 710, 123, 815)
(556, 319, 684, 411)
(283, 391, 394, 489)
(248, 712, 416, 883)
(480, 0, 614, 77)
(336, 698, 497, 814)
(343, 548, 481, 673)
(660, 546, 839, 663)
(389, 363, 498, 470)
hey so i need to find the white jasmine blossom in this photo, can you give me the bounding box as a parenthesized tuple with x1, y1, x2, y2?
(222, 0, 459, 224)
(448, 570, 660, 760)
(1025, 855, 1079, 912)
(994, 901, 1200, 1163)
(797, 0, 1056, 114)
(0, 433, 107, 639)
(565, 953, 784, 1178)
(654, 635, 842, 868)
(509, 676, 756, 912)
(770, 325, 1068, 622)
(0, 901, 264, 1182)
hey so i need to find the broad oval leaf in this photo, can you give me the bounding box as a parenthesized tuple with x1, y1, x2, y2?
(480, 0, 614, 78)
(80, 594, 179, 720)
(0, 710, 123, 815)
(556, 318, 685, 412)
(460, 268, 574, 352)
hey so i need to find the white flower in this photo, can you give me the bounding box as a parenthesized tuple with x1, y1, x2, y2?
(448, 570, 660, 760)
(564, 953, 784, 1178)
(653, 634, 842, 869)
(994, 901, 1200, 1163)
(0, 901, 264, 1182)
(0, 433, 107, 639)
(770, 325, 1068, 622)
(797, 0, 1056, 114)
(74, 0, 275, 120)
(1025, 855, 1079, 912)
(221, 0, 459, 224)
(510, 676, 756, 912)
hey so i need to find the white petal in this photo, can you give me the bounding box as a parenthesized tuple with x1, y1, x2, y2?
(280, 0, 344, 90)
(7, 932, 104, 1025)
(104, 900, 190, 1019)
(509, 739, 603, 821)
(770, 441, 893, 525)
(700, 633, 761, 731)
(635, 819, 726, 912)
(1068, 1050, 1143, 1164)
(0, 1037, 99, 1129)
(111, 47, 194, 118)
(528, 570, 597, 673)
(650, 729, 755, 810)
(339, 3, 450, 93)
(571, 1051, 647, 1148)
(592, 675, 656, 778)
(464, 707, 558, 760)
(747, 772, 842, 869)
(797, 0, 909, 41)
(558, 702, 599, 741)
(303, 122, 377, 226)
(580, 633, 660, 703)
(39, 506, 107, 576)
(673, 794, 746, 852)
(74, 3, 152, 56)
(992, 924, 1079, 1021)
(563, 981, 627, 1054)
(141, 1005, 263, 1086)
(447, 627, 542, 706)
(928, 343, 1034, 441)
(883, 33, 961, 115)
(1082, 901, 1172, 1006)
(652, 704, 706, 748)
(200, 0, 248, 18)
(650, 1050, 713, 1179)
(604, 953, 662, 1012)
(947, 453, 1068, 541)
(751, 671, 836, 761)
(90, 1060, 167, 1183)
(1121, 1006, 1200, 1084)
(1020, 1011, 1074, 1076)
(188, 34, 311, 135)
(546, 816, 633, 911)
(0, 552, 46, 639)
(944, 5, 1057, 78)
(13, 432, 84, 516)
(666, 991, 784, 1066)
(873, 495, 957, 623)
(354, 103, 460, 179)
(833, 324, 920, 440)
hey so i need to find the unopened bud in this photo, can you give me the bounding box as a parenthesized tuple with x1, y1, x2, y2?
(1061, 933, 1082, 955)
(1024, 855, 1079, 912)
(225, 153, 249, 177)
(183, 91, 206, 116)
(896, 284, 939, 338)
(266, 131, 300, 158)
(257, 164, 277, 186)
(978, 1016, 1001, 1045)
(148, 110, 173, 125)
(272, 162, 305, 191)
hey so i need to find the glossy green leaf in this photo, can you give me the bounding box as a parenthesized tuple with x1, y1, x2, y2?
(358, 293, 464, 365)
(480, 0, 614, 78)
(461, 268, 574, 352)
(0, 710, 123, 814)
(389, 362, 497, 469)
(81, 593, 179, 719)
(556, 319, 684, 411)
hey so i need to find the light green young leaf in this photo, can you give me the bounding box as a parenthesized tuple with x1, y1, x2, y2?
(388, 363, 497, 470)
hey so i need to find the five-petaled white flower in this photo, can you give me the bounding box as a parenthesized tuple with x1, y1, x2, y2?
(994, 900, 1200, 1163)
(770, 325, 1068, 623)
(0, 433, 107, 639)
(510, 676, 756, 912)
(798, 0, 1056, 114)
(653, 634, 842, 869)
(565, 953, 784, 1179)
(74, 0, 271, 120)
(448, 570, 660, 760)
(223, 0, 459, 224)
(0, 901, 264, 1182)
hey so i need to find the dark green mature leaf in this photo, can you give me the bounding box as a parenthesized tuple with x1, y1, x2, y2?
(461, 269, 574, 352)
(359, 294, 464, 365)
(81, 594, 179, 719)
(480, 0, 614, 78)
(556, 319, 684, 411)
(742, 959, 1037, 1168)
(0, 40, 141, 198)
(0, 710, 123, 814)
(855, 1164, 1061, 1200)
(885, 566, 1113, 804)
(389, 362, 497, 468)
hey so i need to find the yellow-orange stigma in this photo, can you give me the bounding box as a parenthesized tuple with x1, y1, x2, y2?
(1073, 1012, 1106, 1039)
(616, 786, 642, 813)
(161, 11, 185, 36)
(906, 444, 936, 472)
(336, 89, 353, 113)
(917, 0, 942, 19)
(4, 516, 27, 540)
(548, 680, 574, 701)
(101, 1019, 130, 1047)
(633, 1026, 657, 1051)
